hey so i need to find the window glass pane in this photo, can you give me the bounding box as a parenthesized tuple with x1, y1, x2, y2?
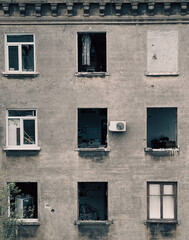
(22, 45, 34, 71)
(9, 110, 36, 117)
(164, 185, 173, 195)
(23, 120, 35, 145)
(8, 119, 20, 146)
(149, 196, 161, 219)
(8, 46, 18, 71)
(163, 196, 174, 219)
(149, 184, 160, 195)
(7, 35, 33, 43)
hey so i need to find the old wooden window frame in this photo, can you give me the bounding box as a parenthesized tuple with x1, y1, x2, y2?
(147, 182, 177, 222)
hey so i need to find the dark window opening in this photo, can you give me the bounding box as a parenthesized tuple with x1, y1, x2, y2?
(78, 33, 106, 72)
(78, 108, 107, 148)
(78, 182, 108, 221)
(147, 108, 177, 148)
(10, 182, 38, 219)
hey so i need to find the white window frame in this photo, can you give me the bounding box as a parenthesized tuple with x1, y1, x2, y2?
(5, 33, 36, 74)
(6, 109, 39, 150)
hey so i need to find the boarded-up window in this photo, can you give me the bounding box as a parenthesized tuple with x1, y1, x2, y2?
(147, 31, 178, 75)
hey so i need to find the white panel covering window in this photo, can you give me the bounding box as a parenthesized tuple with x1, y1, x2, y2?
(147, 31, 178, 75)
(148, 182, 177, 221)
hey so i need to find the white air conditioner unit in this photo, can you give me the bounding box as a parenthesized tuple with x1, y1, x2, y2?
(15, 195, 33, 219)
(109, 121, 126, 132)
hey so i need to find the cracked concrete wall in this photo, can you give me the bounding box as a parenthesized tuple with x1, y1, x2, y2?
(0, 23, 188, 240)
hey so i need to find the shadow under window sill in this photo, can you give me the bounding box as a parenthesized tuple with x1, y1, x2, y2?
(74, 220, 113, 226)
(75, 72, 109, 77)
(145, 219, 178, 224)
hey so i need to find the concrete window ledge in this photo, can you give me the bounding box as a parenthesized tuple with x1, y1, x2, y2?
(145, 72, 179, 76)
(3, 146, 41, 151)
(18, 219, 40, 226)
(144, 147, 179, 153)
(74, 220, 113, 226)
(145, 220, 178, 225)
(75, 147, 110, 152)
(2, 72, 39, 77)
(75, 72, 109, 77)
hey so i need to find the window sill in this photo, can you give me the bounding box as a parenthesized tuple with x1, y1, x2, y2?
(75, 147, 110, 152)
(74, 220, 113, 226)
(2, 72, 39, 77)
(3, 146, 41, 151)
(144, 147, 179, 153)
(18, 219, 40, 226)
(75, 72, 109, 77)
(145, 220, 178, 224)
(145, 72, 179, 76)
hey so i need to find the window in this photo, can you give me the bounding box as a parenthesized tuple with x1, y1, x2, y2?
(147, 182, 177, 221)
(5, 34, 35, 73)
(78, 182, 108, 221)
(6, 110, 38, 149)
(78, 33, 106, 72)
(78, 108, 107, 148)
(147, 108, 177, 149)
(9, 182, 38, 219)
(146, 31, 178, 75)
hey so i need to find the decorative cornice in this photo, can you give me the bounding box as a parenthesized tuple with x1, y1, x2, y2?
(51, 3, 58, 17)
(0, 1, 188, 19)
(35, 3, 42, 17)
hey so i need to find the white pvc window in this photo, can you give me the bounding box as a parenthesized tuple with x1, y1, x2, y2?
(7, 110, 38, 148)
(148, 183, 177, 220)
(5, 34, 35, 73)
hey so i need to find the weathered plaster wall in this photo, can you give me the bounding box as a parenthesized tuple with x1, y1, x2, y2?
(0, 22, 188, 240)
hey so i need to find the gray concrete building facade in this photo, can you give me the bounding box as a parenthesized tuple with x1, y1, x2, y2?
(0, 1, 189, 239)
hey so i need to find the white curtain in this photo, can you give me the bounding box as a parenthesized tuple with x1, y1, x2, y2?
(82, 34, 91, 66)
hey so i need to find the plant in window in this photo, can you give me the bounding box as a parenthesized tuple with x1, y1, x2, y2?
(0, 183, 21, 240)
